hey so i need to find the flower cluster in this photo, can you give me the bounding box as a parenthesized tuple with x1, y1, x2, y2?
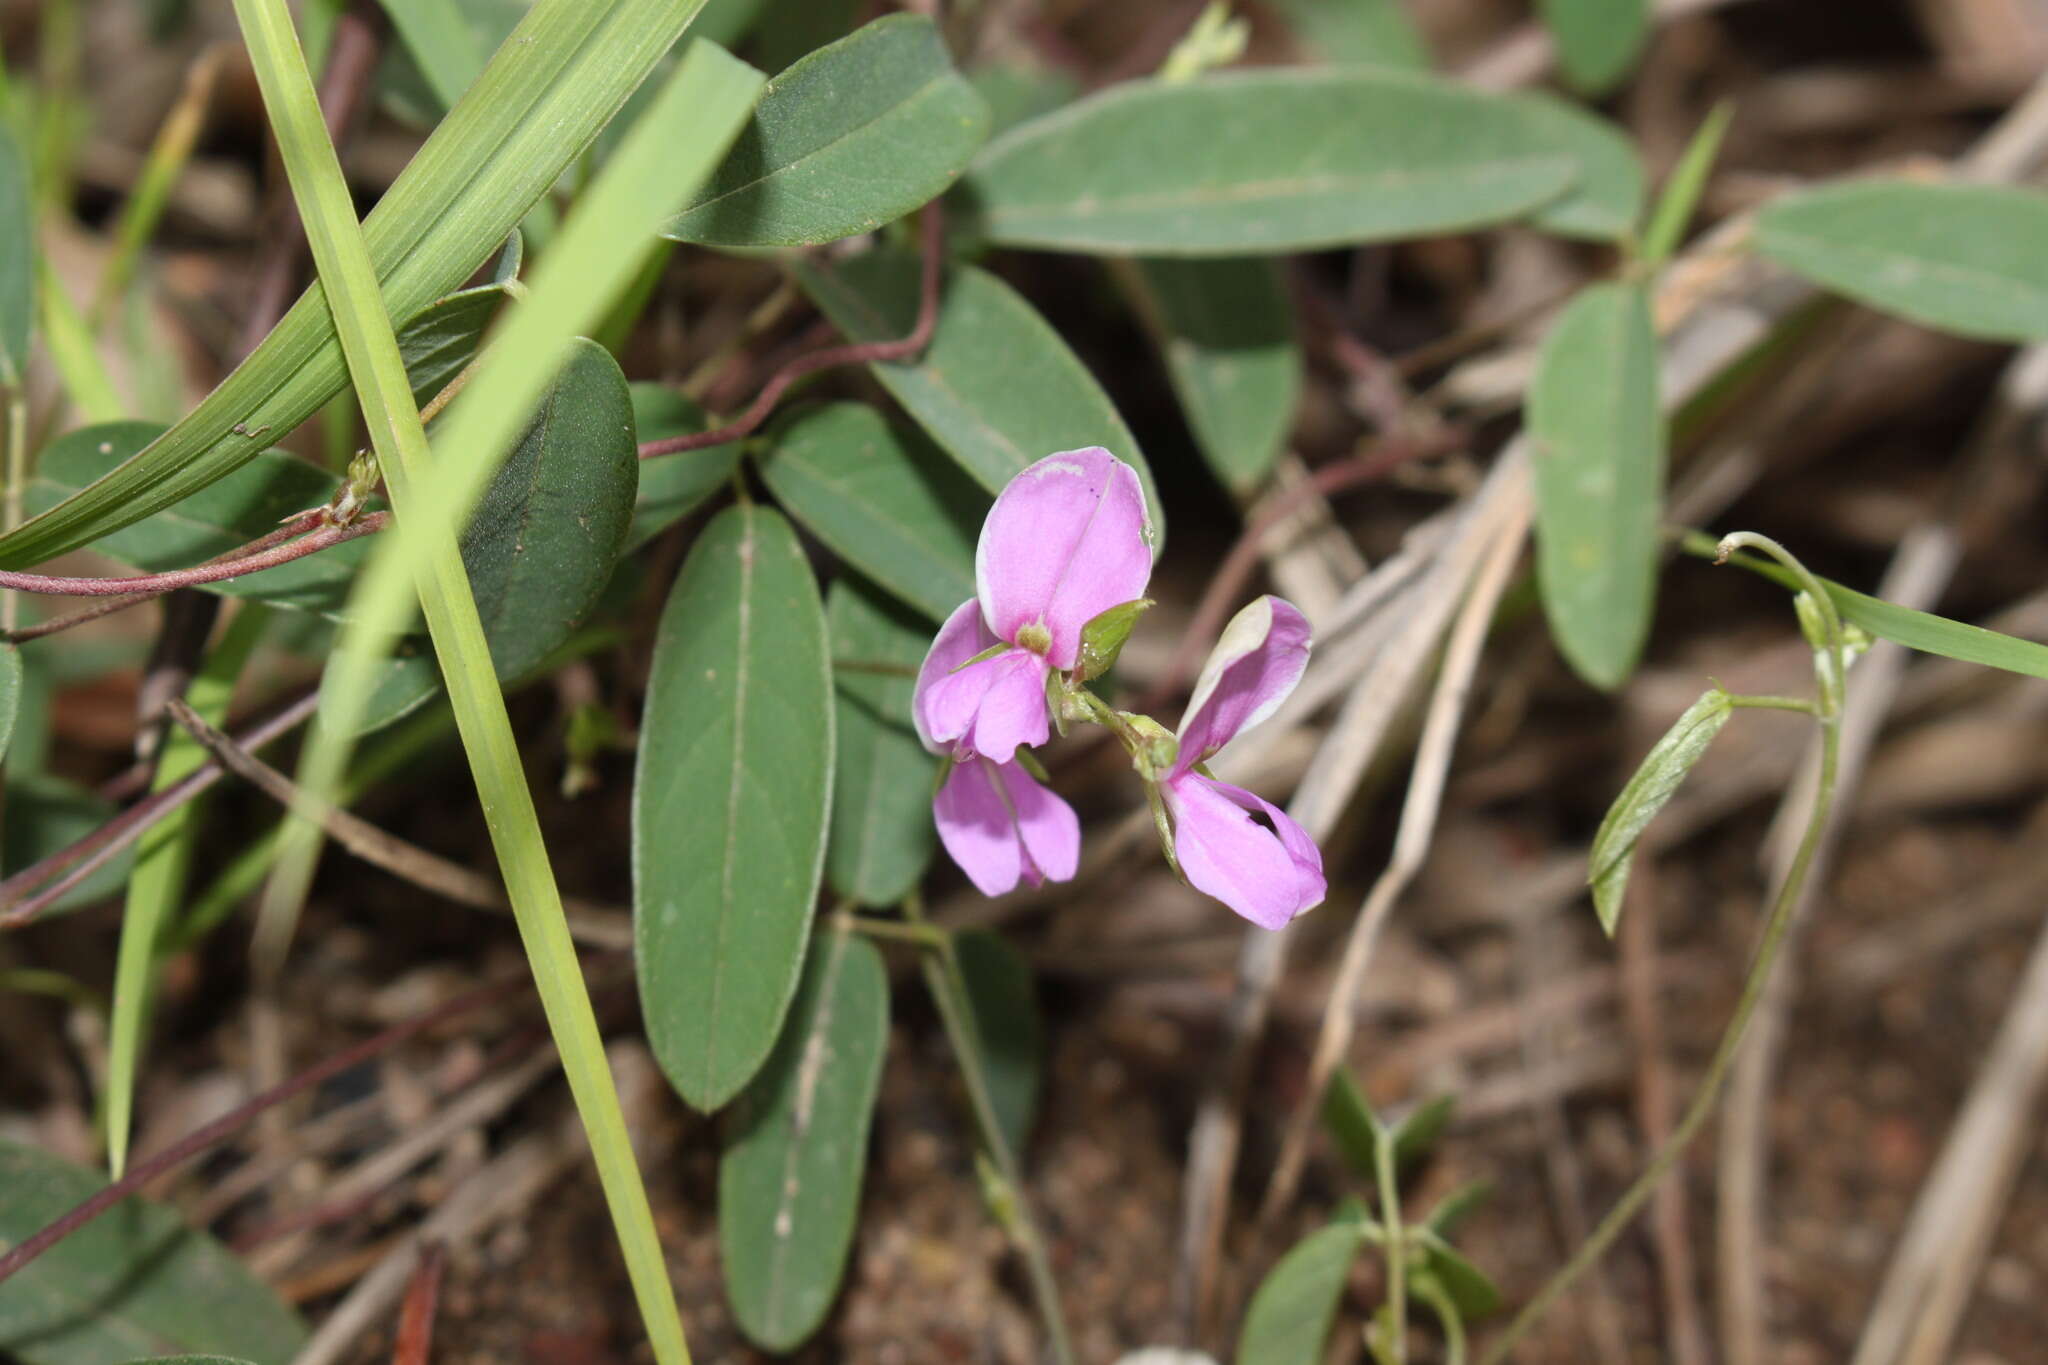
(912, 448, 1326, 930)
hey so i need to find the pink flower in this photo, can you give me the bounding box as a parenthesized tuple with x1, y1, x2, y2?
(931, 755, 1081, 897)
(913, 448, 1154, 761)
(1161, 596, 1326, 930)
(914, 565, 1083, 895)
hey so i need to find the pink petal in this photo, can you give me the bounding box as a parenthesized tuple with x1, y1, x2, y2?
(913, 599, 1001, 755)
(915, 648, 1050, 760)
(1175, 597, 1311, 775)
(975, 448, 1155, 668)
(934, 757, 1080, 896)
(1166, 773, 1325, 930)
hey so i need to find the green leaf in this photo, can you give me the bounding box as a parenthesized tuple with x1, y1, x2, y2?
(666, 15, 988, 247)
(1423, 1178, 1492, 1237)
(459, 339, 638, 681)
(757, 402, 982, 623)
(635, 503, 834, 1110)
(1506, 90, 1645, 242)
(1268, 0, 1430, 69)
(1588, 686, 1732, 934)
(1821, 580, 2048, 680)
(399, 282, 506, 408)
(962, 69, 1600, 255)
(719, 931, 888, 1352)
(1125, 257, 1299, 494)
(824, 578, 937, 906)
(628, 383, 742, 551)
(4, 775, 140, 915)
(0, 1137, 306, 1365)
(1756, 181, 2048, 342)
(0, 0, 703, 568)
(1237, 1220, 1371, 1365)
(794, 250, 1165, 543)
(26, 421, 370, 615)
(1540, 0, 1649, 94)
(1322, 1072, 1453, 1178)
(1414, 1229, 1503, 1319)
(1640, 102, 1732, 269)
(954, 928, 1042, 1158)
(0, 119, 32, 387)
(0, 643, 20, 761)
(1529, 281, 1664, 690)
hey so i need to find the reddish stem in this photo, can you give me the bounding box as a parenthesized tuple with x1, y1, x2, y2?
(0, 971, 539, 1289)
(638, 203, 946, 459)
(0, 512, 385, 598)
(393, 1242, 449, 1365)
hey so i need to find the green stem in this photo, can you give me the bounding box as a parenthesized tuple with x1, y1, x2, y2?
(1722, 693, 1817, 715)
(903, 896, 1076, 1365)
(1479, 543, 1848, 1365)
(1375, 1129, 1407, 1364)
(835, 910, 946, 949)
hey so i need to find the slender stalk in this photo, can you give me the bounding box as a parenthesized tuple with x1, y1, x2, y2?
(0, 512, 384, 596)
(1478, 537, 1847, 1365)
(1, 388, 24, 631)
(1375, 1129, 1407, 1363)
(1723, 693, 1817, 714)
(903, 895, 1077, 1365)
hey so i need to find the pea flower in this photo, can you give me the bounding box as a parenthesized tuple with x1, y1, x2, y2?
(915, 587, 1080, 895)
(1158, 596, 1325, 930)
(913, 447, 1153, 761)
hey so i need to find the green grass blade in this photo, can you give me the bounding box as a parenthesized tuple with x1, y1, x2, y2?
(1639, 102, 1732, 269)
(0, 0, 705, 568)
(231, 8, 761, 1362)
(35, 258, 121, 423)
(104, 604, 268, 1179)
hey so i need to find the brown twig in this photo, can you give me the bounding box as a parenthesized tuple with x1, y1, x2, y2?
(0, 968, 540, 1287)
(165, 699, 631, 948)
(1135, 433, 1462, 717)
(392, 1242, 448, 1365)
(637, 203, 946, 458)
(0, 688, 322, 925)
(0, 511, 385, 598)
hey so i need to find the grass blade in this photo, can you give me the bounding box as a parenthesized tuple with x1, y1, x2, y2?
(229, 6, 760, 1363)
(0, 0, 707, 568)
(104, 605, 268, 1178)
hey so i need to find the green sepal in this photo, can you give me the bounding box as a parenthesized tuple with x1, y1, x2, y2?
(1074, 597, 1153, 682)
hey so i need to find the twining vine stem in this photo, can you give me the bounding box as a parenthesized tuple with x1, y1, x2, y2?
(1477, 533, 1847, 1363)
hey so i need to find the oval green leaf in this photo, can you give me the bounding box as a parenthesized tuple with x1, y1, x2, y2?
(459, 339, 637, 681)
(0, 120, 30, 387)
(719, 930, 889, 1351)
(629, 383, 742, 552)
(1541, 0, 1650, 94)
(1505, 90, 1644, 241)
(1125, 257, 1299, 494)
(794, 250, 1164, 542)
(666, 15, 989, 247)
(0, 0, 699, 568)
(0, 1137, 306, 1365)
(1237, 1220, 1371, 1365)
(962, 69, 1588, 255)
(759, 402, 982, 622)
(26, 422, 370, 616)
(399, 282, 506, 407)
(1756, 181, 2048, 342)
(954, 927, 1042, 1159)
(1268, 0, 1430, 69)
(1529, 281, 1665, 691)
(635, 503, 834, 1110)
(825, 577, 938, 906)
(1588, 686, 1732, 934)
